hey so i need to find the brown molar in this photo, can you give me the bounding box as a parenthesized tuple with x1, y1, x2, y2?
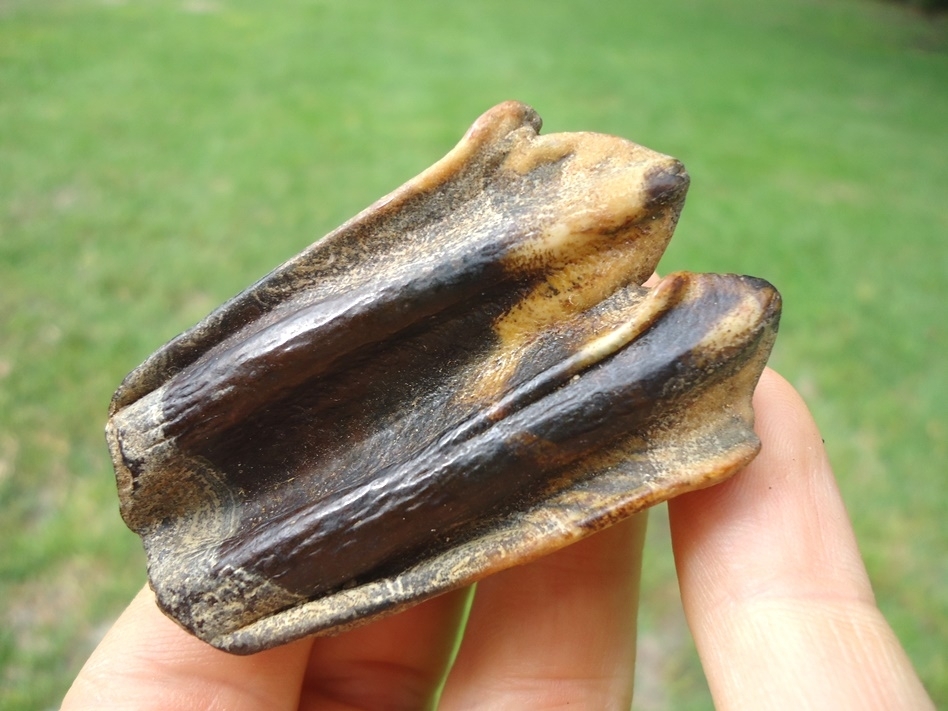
(106, 101, 780, 654)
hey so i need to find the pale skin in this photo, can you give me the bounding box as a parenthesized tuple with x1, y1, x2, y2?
(63, 369, 934, 710)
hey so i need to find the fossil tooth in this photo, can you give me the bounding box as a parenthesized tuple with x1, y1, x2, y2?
(106, 101, 781, 654)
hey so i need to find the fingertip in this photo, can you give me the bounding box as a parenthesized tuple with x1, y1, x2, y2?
(670, 366, 869, 607)
(644, 271, 661, 287)
(302, 588, 470, 710)
(753, 367, 828, 477)
(440, 514, 647, 709)
(667, 369, 933, 709)
(63, 586, 313, 711)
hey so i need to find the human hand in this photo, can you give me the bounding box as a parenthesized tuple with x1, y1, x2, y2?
(63, 369, 933, 710)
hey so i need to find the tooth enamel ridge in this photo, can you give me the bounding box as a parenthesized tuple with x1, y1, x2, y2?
(107, 101, 780, 654)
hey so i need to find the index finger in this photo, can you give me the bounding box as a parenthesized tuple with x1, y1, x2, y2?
(669, 369, 933, 710)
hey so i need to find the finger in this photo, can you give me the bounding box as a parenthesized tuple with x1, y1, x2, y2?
(440, 512, 646, 709)
(62, 585, 314, 711)
(669, 369, 934, 710)
(300, 588, 470, 711)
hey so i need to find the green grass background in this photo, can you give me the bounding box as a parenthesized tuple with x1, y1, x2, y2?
(1, 0, 945, 707)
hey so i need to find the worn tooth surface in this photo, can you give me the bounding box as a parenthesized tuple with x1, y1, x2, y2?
(106, 100, 781, 654)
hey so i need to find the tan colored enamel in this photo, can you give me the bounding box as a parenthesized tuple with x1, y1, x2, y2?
(468, 130, 686, 402)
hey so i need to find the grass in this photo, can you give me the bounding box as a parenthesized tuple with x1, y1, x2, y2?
(1, 0, 945, 707)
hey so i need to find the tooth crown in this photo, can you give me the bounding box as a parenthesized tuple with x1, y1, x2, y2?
(107, 101, 780, 654)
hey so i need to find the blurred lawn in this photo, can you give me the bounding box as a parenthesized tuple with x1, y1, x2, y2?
(1, 0, 945, 707)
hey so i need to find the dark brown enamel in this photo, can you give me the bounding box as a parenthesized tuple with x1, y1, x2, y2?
(106, 102, 780, 653)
